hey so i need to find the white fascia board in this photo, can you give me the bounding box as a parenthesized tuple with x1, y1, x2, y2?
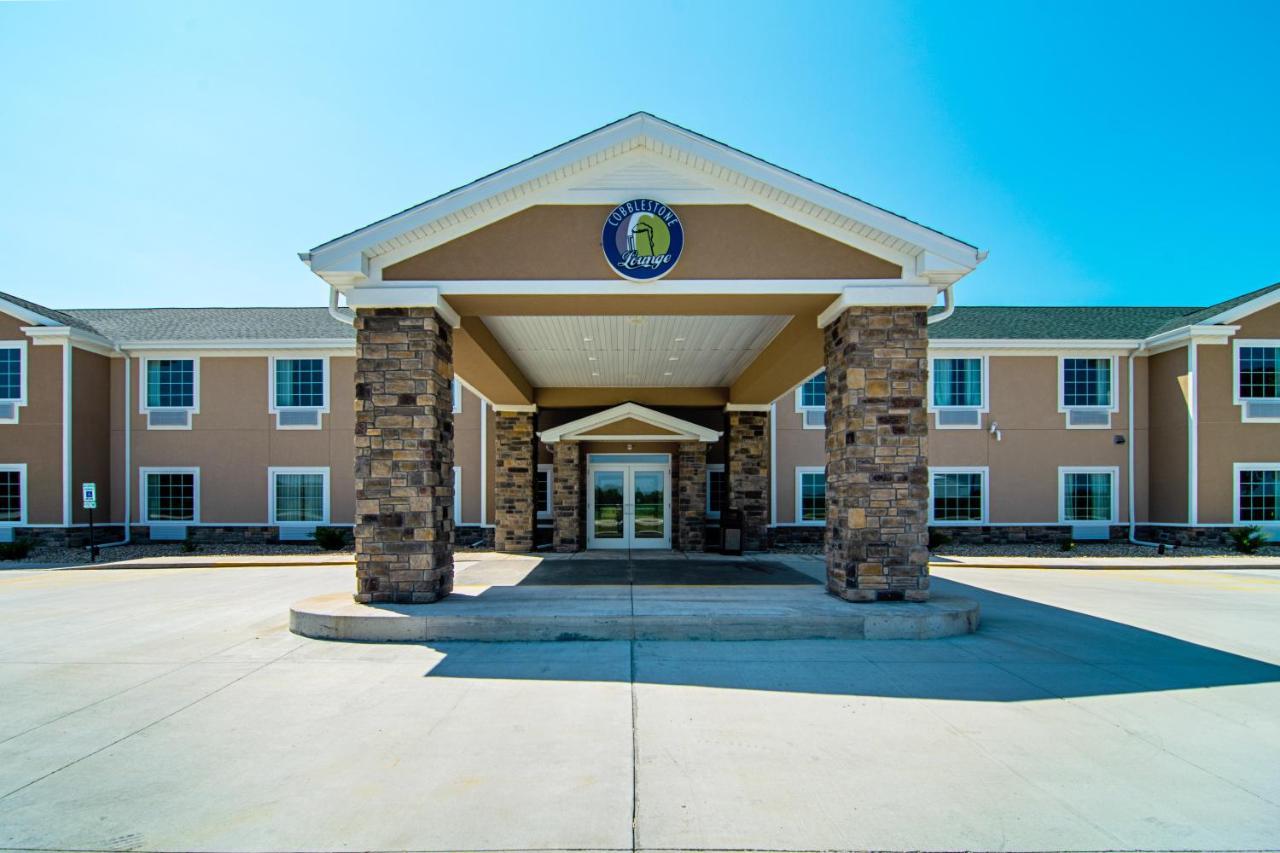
(928, 338, 1143, 352)
(1138, 324, 1237, 357)
(306, 113, 983, 278)
(337, 286, 460, 328)
(1198, 288, 1280, 326)
(409, 278, 906, 298)
(117, 339, 356, 354)
(1, 298, 65, 327)
(818, 284, 941, 326)
(21, 325, 119, 357)
(539, 401, 721, 444)
(725, 403, 772, 412)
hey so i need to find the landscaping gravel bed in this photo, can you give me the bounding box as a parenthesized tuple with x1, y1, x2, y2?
(0, 542, 354, 566)
(935, 542, 1279, 559)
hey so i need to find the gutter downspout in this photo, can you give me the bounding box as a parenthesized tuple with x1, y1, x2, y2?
(98, 350, 132, 550)
(328, 289, 355, 326)
(61, 342, 72, 527)
(926, 284, 956, 325)
(1128, 344, 1160, 548)
(1187, 339, 1199, 526)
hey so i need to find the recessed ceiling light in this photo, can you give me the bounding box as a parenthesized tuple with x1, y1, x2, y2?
(583, 337, 593, 342)
(674, 337, 685, 342)
(591, 372, 600, 377)
(588, 356, 597, 361)
(663, 371, 672, 376)
(668, 356, 679, 361)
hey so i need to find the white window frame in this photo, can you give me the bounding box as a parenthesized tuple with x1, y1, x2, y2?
(1057, 466, 1119, 525)
(1233, 463, 1280, 527)
(927, 355, 988, 429)
(928, 466, 989, 526)
(706, 463, 725, 519)
(140, 467, 201, 524)
(268, 356, 330, 430)
(452, 466, 463, 525)
(0, 341, 29, 424)
(1057, 355, 1119, 429)
(268, 466, 330, 527)
(0, 463, 28, 526)
(452, 377, 463, 414)
(794, 466, 827, 526)
(1232, 339, 1280, 423)
(794, 369, 826, 430)
(139, 356, 200, 429)
(535, 463, 553, 521)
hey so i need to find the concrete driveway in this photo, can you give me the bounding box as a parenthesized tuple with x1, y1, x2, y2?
(0, 563, 1277, 852)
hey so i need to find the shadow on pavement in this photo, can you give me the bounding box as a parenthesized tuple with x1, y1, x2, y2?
(457, 557, 819, 586)
(421, 576, 1280, 702)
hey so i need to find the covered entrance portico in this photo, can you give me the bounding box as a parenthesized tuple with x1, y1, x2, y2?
(299, 113, 985, 610)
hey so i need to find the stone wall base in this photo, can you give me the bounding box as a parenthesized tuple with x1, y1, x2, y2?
(932, 525, 1247, 548)
(768, 525, 825, 548)
(455, 525, 496, 550)
(1133, 525, 1241, 548)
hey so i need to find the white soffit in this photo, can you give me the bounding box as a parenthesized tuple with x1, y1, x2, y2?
(482, 315, 791, 387)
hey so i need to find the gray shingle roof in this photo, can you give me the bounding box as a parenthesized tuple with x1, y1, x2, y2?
(1149, 281, 1280, 334)
(0, 290, 102, 334)
(60, 307, 355, 342)
(928, 306, 1199, 340)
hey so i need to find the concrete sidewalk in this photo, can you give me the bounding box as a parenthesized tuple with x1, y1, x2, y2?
(936, 554, 1280, 570)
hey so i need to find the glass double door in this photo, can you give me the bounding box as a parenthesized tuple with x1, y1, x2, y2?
(587, 463, 671, 549)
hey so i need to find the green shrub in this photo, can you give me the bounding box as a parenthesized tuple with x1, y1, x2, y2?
(928, 530, 953, 550)
(0, 538, 34, 561)
(1060, 540, 1076, 552)
(313, 526, 349, 551)
(1229, 526, 1268, 555)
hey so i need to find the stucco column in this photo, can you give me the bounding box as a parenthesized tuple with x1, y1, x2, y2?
(494, 409, 536, 551)
(352, 307, 454, 604)
(727, 410, 770, 551)
(552, 440, 584, 552)
(676, 441, 708, 552)
(824, 305, 930, 602)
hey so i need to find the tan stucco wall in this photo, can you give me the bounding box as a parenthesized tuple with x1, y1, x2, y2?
(123, 355, 356, 525)
(0, 313, 64, 524)
(384, 205, 903, 281)
(1195, 302, 1280, 523)
(772, 389, 822, 524)
(453, 384, 484, 526)
(1147, 348, 1189, 523)
(71, 348, 111, 524)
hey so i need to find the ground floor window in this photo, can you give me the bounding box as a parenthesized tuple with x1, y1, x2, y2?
(930, 468, 987, 524)
(1236, 465, 1280, 524)
(142, 469, 199, 523)
(269, 468, 328, 525)
(796, 467, 826, 524)
(1059, 467, 1117, 524)
(0, 464, 25, 524)
(706, 464, 725, 518)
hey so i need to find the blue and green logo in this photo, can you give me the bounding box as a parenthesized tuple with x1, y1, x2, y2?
(602, 199, 684, 281)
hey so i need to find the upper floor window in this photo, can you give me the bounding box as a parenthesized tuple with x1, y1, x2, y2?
(145, 359, 195, 408)
(1234, 341, 1280, 422)
(795, 371, 826, 429)
(1235, 464, 1279, 525)
(1061, 358, 1112, 408)
(706, 464, 725, 519)
(0, 343, 26, 423)
(796, 467, 826, 525)
(932, 358, 982, 407)
(274, 358, 326, 408)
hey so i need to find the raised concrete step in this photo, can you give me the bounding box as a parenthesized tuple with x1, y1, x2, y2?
(290, 585, 980, 642)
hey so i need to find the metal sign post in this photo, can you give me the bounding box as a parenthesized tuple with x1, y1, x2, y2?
(82, 483, 98, 563)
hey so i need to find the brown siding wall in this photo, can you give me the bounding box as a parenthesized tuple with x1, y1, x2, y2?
(0, 314, 64, 524)
(1196, 302, 1280, 524)
(384, 205, 903, 281)
(1148, 348, 1189, 523)
(71, 348, 111, 524)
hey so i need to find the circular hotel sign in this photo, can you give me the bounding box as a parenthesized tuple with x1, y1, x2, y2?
(601, 199, 684, 281)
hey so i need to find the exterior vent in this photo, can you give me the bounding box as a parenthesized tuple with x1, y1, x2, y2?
(0, 527, 13, 543)
(1071, 524, 1110, 541)
(1244, 400, 1280, 420)
(149, 524, 188, 541)
(0, 402, 14, 420)
(278, 409, 322, 428)
(1067, 409, 1109, 427)
(936, 409, 980, 427)
(803, 409, 825, 428)
(148, 409, 191, 429)
(278, 525, 317, 541)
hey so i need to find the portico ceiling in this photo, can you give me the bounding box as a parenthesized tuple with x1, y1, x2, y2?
(481, 314, 791, 387)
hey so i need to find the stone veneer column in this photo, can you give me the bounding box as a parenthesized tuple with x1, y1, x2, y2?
(552, 441, 584, 552)
(352, 307, 454, 604)
(494, 410, 536, 551)
(824, 305, 930, 602)
(727, 411, 770, 551)
(676, 441, 708, 552)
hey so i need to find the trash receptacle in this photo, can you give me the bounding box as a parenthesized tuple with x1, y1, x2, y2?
(721, 508, 744, 556)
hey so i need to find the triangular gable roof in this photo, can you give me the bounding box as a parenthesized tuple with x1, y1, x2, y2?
(538, 403, 722, 444)
(302, 112, 985, 285)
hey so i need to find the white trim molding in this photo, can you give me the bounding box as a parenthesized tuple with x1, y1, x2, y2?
(1057, 466, 1120, 526)
(1057, 354, 1120, 429)
(540, 402, 721, 444)
(794, 466, 827, 526)
(0, 463, 28, 526)
(268, 466, 331, 527)
(139, 467, 201, 525)
(928, 466, 990, 526)
(1232, 338, 1280, 423)
(0, 340, 28, 424)
(268, 355, 331, 430)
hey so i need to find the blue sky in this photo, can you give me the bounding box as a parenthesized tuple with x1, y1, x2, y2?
(2, 0, 1277, 310)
